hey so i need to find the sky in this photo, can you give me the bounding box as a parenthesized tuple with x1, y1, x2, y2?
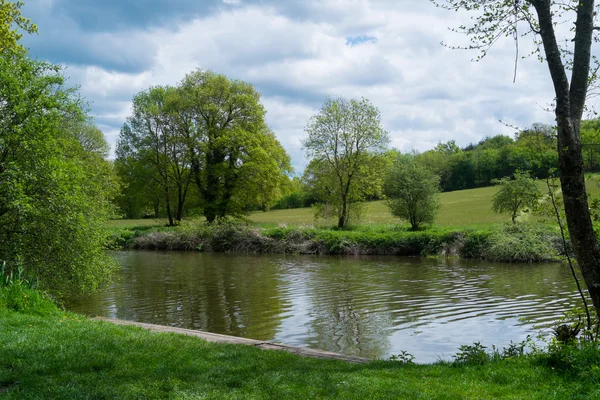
(21, 0, 570, 172)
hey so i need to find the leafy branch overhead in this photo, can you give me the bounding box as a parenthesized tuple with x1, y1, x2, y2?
(0, 0, 36, 54)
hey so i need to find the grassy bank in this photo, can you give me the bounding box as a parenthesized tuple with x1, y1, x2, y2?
(1, 286, 600, 399)
(108, 222, 563, 263)
(106, 180, 600, 262)
(109, 177, 600, 229)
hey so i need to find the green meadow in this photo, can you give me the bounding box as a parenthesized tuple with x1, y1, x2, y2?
(108, 176, 600, 229)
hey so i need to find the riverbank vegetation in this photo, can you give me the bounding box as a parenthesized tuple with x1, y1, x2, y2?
(107, 177, 600, 263)
(0, 45, 118, 297)
(1, 283, 599, 399)
(108, 222, 562, 263)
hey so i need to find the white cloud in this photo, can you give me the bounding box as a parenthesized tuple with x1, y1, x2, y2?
(30, 0, 577, 169)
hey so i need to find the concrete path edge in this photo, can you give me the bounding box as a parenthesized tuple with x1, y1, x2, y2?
(95, 317, 369, 364)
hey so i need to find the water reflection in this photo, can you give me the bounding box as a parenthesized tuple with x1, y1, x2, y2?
(66, 251, 581, 362)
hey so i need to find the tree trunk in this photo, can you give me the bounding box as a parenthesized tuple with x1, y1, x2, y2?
(218, 151, 238, 218)
(558, 118, 600, 316)
(165, 189, 174, 226)
(176, 185, 184, 223)
(203, 147, 222, 224)
(338, 197, 347, 228)
(533, 0, 600, 319)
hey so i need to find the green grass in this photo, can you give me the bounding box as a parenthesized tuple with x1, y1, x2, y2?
(106, 218, 171, 229)
(109, 177, 600, 230)
(2, 307, 599, 399)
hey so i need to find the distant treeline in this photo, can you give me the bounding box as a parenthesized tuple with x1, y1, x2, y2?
(272, 121, 600, 210)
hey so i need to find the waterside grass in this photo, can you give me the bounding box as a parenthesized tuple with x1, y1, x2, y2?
(2, 302, 600, 399)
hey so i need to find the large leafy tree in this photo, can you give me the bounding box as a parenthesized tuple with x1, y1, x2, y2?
(117, 71, 291, 222)
(303, 97, 389, 228)
(0, 52, 117, 296)
(179, 70, 291, 222)
(433, 0, 600, 318)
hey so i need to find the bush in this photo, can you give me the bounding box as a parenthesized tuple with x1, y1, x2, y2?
(453, 342, 491, 365)
(484, 223, 559, 262)
(117, 222, 560, 262)
(536, 341, 600, 381)
(383, 154, 441, 230)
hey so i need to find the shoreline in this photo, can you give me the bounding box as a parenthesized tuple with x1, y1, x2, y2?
(96, 317, 369, 363)
(107, 222, 565, 263)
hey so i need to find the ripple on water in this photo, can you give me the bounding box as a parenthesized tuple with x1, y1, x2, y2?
(66, 252, 584, 363)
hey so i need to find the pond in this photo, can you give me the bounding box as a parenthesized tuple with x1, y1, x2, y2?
(66, 251, 582, 363)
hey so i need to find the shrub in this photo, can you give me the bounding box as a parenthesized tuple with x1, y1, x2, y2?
(484, 223, 559, 263)
(537, 341, 600, 381)
(453, 342, 491, 365)
(383, 154, 441, 230)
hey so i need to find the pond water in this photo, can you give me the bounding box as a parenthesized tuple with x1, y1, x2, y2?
(66, 251, 582, 363)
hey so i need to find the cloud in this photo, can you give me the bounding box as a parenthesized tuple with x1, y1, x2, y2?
(21, 0, 571, 171)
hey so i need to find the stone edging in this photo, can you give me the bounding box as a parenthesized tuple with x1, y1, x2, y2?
(95, 317, 369, 364)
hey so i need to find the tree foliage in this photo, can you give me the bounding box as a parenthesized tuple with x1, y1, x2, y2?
(492, 171, 541, 223)
(117, 86, 192, 225)
(116, 70, 292, 222)
(417, 125, 558, 192)
(303, 97, 389, 228)
(0, 52, 117, 296)
(383, 154, 441, 230)
(0, 0, 36, 54)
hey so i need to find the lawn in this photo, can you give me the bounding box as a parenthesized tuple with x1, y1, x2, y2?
(1, 308, 598, 399)
(108, 176, 600, 229)
(106, 187, 507, 229)
(248, 186, 509, 227)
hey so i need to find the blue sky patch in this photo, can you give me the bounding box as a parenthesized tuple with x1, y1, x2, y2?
(345, 35, 377, 47)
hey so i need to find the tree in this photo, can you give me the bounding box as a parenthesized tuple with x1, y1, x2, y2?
(0, 0, 36, 54)
(115, 124, 164, 219)
(0, 52, 117, 296)
(492, 171, 541, 223)
(179, 70, 291, 222)
(117, 71, 292, 223)
(303, 97, 389, 228)
(433, 0, 600, 320)
(117, 86, 192, 226)
(383, 154, 441, 230)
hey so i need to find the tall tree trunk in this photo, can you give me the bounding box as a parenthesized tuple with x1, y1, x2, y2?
(533, 0, 600, 319)
(338, 195, 347, 228)
(203, 147, 223, 223)
(164, 186, 174, 226)
(219, 152, 238, 218)
(176, 185, 184, 222)
(558, 118, 600, 316)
